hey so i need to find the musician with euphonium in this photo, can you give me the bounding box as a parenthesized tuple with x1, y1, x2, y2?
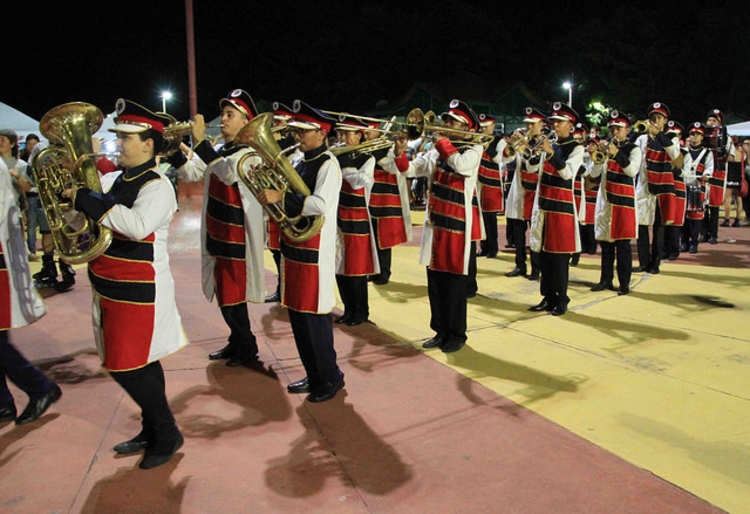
(363, 119, 411, 285)
(703, 109, 735, 241)
(503, 107, 546, 280)
(527, 102, 584, 316)
(264, 101, 299, 304)
(664, 121, 686, 261)
(634, 102, 683, 275)
(588, 111, 642, 295)
(475, 114, 506, 259)
(255, 100, 345, 403)
(166, 89, 266, 367)
(332, 115, 379, 326)
(679, 122, 714, 254)
(63, 99, 189, 469)
(407, 99, 482, 353)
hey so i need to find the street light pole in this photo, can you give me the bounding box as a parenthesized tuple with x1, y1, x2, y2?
(562, 82, 572, 106)
(161, 91, 173, 113)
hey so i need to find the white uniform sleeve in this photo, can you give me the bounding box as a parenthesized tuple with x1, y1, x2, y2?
(102, 177, 176, 240)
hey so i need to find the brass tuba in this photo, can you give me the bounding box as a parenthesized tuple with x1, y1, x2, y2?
(235, 112, 324, 243)
(31, 102, 113, 264)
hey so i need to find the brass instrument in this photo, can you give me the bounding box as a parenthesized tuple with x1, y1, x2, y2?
(505, 128, 530, 158)
(330, 137, 395, 157)
(235, 112, 324, 243)
(422, 110, 495, 148)
(519, 130, 558, 159)
(591, 137, 621, 165)
(320, 108, 425, 140)
(31, 102, 113, 264)
(634, 119, 655, 134)
(160, 114, 192, 155)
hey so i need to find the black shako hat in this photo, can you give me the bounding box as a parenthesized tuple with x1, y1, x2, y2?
(109, 99, 171, 134)
(219, 89, 259, 120)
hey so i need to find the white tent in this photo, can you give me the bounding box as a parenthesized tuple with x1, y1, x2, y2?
(726, 120, 750, 136)
(0, 101, 42, 141)
(93, 110, 118, 141)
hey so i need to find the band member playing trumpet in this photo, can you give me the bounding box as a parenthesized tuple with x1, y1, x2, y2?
(364, 120, 411, 285)
(256, 100, 345, 403)
(476, 114, 506, 259)
(634, 102, 683, 274)
(167, 89, 266, 367)
(680, 122, 714, 253)
(408, 99, 482, 353)
(333, 116, 379, 326)
(64, 99, 189, 469)
(528, 103, 584, 316)
(503, 107, 546, 279)
(589, 111, 642, 295)
(664, 121, 686, 261)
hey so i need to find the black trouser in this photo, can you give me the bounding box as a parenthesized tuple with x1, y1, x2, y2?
(702, 206, 720, 239)
(467, 247, 477, 296)
(219, 304, 258, 360)
(479, 211, 498, 255)
(0, 331, 53, 406)
(665, 225, 681, 256)
(427, 268, 468, 346)
(599, 240, 632, 289)
(110, 361, 180, 455)
(335, 275, 369, 322)
(539, 251, 571, 308)
(287, 310, 339, 391)
(510, 218, 540, 273)
(682, 219, 701, 247)
(650, 205, 666, 270)
(271, 249, 281, 296)
(580, 224, 596, 254)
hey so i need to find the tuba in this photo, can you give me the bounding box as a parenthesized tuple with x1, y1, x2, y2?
(31, 102, 113, 264)
(235, 112, 324, 243)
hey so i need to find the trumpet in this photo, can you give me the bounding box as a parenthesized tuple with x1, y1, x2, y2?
(591, 138, 621, 165)
(633, 119, 657, 135)
(505, 128, 530, 157)
(330, 136, 395, 158)
(520, 131, 558, 159)
(422, 111, 495, 148)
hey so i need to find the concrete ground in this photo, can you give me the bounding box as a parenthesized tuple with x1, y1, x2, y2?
(1, 191, 747, 514)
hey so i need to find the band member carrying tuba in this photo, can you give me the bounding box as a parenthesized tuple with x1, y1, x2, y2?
(589, 111, 642, 295)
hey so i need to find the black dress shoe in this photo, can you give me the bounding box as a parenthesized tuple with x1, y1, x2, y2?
(570, 254, 580, 267)
(486, 252, 497, 259)
(709, 237, 718, 245)
(505, 267, 526, 277)
(16, 383, 62, 425)
(617, 286, 630, 296)
(226, 354, 259, 367)
(0, 403, 17, 423)
(632, 265, 648, 273)
(371, 277, 389, 285)
(287, 377, 310, 394)
(264, 291, 280, 303)
(467, 291, 477, 298)
(668, 251, 679, 261)
(529, 299, 553, 312)
(440, 338, 466, 353)
(720, 219, 730, 227)
(527, 271, 540, 281)
(689, 244, 698, 254)
(551, 304, 567, 316)
(306, 378, 345, 403)
(590, 281, 614, 292)
(208, 344, 234, 361)
(139, 433, 184, 470)
(476, 250, 489, 257)
(647, 266, 660, 275)
(422, 335, 444, 349)
(114, 432, 149, 454)
(334, 314, 351, 324)
(345, 318, 365, 326)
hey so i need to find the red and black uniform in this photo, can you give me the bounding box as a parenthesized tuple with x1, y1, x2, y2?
(477, 136, 504, 257)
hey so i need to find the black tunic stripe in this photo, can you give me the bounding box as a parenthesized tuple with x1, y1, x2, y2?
(280, 241, 319, 264)
(538, 197, 575, 215)
(369, 206, 403, 218)
(206, 195, 245, 226)
(339, 219, 371, 235)
(88, 272, 155, 304)
(430, 212, 466, 232)
(105, 238, 154, 262)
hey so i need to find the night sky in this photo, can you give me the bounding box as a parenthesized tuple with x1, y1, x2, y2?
(4, 1, 750, 129)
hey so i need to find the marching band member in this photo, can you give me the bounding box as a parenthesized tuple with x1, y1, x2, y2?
(1, 141, 61, 426)
(634, 102, 683, 275)
(265, 101, 299, 304)
(680, 122, 714, 254)
(167, 89, 266, 367)
(476, 114, 506, 259)
(570, 123, 595, 267)
(664, 121, 686, 261)
(589, 111, 642, 295)
(333, 116, 379, 326)
(527, 103, 584, 316)
(364, 121, 411, 285)
(256, 100, 345, 403)
(504, 107, 545, 280)
(702, 109, 735, 243)
(64, 99, 189, 469)
(408, 99, 482, 353)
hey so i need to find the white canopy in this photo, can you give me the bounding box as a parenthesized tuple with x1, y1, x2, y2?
(0, 100, 42, 141)
(726, 120, 750, 136)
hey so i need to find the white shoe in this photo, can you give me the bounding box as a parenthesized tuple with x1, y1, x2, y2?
(28, 253, 40, 262)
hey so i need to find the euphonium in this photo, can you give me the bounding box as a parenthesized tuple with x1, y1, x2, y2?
(31, 102, 113, 264)
(235, 112, 324, 243)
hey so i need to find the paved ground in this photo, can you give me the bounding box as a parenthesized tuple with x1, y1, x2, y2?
(1, 192, 747, 513)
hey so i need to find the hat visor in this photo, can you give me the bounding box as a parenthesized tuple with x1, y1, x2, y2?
(335, 124, 363, 131)
(219, 99, 248, 117)
(287, 120, 320, 130)
(441, 112, 469, 125)
(274, 115, 292, 122)
(108, 123, 148, 134)
(523, 117, 542, 123)
(547, 115, 572, 122)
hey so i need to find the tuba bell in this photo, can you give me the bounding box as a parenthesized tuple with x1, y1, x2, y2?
(31, 102, 113, 264)
(235, 112, 324, 243)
